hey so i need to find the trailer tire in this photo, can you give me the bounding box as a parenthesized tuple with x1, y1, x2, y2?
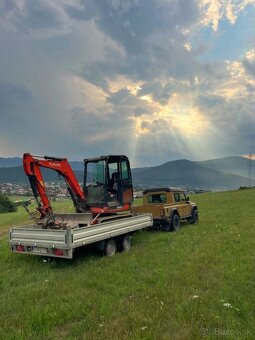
(120, 235, 131, 252)
(105, 239, 117, 257)
(171, 214, 180, 231)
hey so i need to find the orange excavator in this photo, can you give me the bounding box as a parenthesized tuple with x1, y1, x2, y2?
(10, 153, 152, 258)
(23, 153, 133, 225)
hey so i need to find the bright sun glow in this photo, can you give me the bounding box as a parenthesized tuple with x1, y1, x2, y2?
(108, 76, 142, 95)
(133, 95, 210, 138)
(242, 153, 255, 160)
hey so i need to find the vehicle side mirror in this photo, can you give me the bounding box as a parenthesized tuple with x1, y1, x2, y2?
(186, 196, 190, 201)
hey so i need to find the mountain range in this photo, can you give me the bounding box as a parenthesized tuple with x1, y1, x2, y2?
(0, 156, 254, 190)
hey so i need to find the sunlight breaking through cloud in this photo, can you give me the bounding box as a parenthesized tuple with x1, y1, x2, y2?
(0, 0, 254, 165)
(200, 0, 255, 31)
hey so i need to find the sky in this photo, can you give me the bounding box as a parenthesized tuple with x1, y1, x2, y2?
(0, 0, 255, 167)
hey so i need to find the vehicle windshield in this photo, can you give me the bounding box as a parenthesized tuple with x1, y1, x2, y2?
(86, 160, 105, 186)
(85, 160, 106, 205)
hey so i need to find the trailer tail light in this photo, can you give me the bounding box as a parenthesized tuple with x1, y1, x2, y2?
(53, 249, 64, 256)
(16, 245, 25, 252)
(160, 209, 165, 218)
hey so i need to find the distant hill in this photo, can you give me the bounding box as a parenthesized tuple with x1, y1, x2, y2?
(132, 159, 253, 190)
(0, 155, 254, 190)
(197, 156, 255, 179)
(69, 161, 84, 171)
(131, 167, 149, 174)
(0, 166, 84, 184)
(0, 157, 22, 168)
(0, 157, 85, 171)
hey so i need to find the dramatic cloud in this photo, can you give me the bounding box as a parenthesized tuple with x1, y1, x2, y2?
(0, 0, 255, 166)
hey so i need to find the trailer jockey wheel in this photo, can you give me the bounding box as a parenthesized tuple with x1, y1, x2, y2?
(105, 239, 117, 257)
(121, 234, 131, 252)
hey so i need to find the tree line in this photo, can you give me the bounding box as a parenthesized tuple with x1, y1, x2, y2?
(0, 194, 17, 213)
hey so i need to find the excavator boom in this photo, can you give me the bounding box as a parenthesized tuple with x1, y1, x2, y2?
(23, 153, 86, 218)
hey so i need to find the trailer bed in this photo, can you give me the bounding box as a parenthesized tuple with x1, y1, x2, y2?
(10, 213, 153, 259)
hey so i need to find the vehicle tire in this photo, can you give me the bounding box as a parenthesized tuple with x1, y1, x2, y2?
(105, 239, 117, 257)
(171, 214, 180, 231)
(120, 235, 131, 252)
(190, 209, 198, 224)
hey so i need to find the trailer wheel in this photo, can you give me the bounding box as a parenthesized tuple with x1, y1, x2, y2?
(120, 235, 131, 252)
(105, 239, 117, 257)
(171, 214, 180, 231)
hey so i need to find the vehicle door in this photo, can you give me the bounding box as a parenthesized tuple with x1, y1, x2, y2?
(173, 192, 185, 217)
(120, 158, 133, 204)
(179, 192, 190, 217)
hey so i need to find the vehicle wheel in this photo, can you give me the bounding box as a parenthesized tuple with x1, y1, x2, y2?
(120, 235, 131, 252)
(171, 214, 180, 231)
(190, 210, 199, 224)
(105, 239, 117, 257)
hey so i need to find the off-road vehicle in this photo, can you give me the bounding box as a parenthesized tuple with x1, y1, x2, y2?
(133, 187, 198, 231)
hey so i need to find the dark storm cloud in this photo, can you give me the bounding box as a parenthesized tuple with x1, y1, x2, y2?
(245, 83, 255, 94)
(106, 88, 154, 119)
(69, 105, 136, 157)
(72, 0, 199, 53)
(74, 0, 201, 86)
(20, 2, 64, 30)
(0, 0, 70, 38)
(243, 57, 255, 77)
(71, 106, 132, 133)
(138, 81, 175, 105)
(133, 107, 149, 117)
(0, 83, 32, 126)
(108, 88, 133, 105)
(0, 0, 254, 164)
(194, 93, 255, 155)
(0, 82, 48, 155)
(107, 88, 148, 109)
(0, 84, 30, 109)
(79, 47, 122, 91)
(1, 0, 16, 11)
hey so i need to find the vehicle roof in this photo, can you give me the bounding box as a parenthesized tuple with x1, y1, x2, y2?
(84, 155, 128, 163)
(143, 187, 185, 194)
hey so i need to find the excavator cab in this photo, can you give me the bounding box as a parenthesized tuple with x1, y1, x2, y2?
(83, 155, 133, 211)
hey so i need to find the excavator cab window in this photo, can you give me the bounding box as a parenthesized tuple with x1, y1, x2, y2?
(83, 155, 133, 209)
(87, 160, 105, 186)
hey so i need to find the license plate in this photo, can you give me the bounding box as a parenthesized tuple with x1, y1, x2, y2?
(32, 247, 48, 254)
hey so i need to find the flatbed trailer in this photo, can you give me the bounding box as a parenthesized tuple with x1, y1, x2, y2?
(9, 213, 153, 259)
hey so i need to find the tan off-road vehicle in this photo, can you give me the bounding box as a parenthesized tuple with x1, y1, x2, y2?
(133, 187, 198, 231)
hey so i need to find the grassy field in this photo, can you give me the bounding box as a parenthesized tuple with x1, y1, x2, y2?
(0, 198, 74, 238)
(0, 189, 254, 339)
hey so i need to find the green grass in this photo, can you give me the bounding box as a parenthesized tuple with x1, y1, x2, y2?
(0, 190, 255, 339)
(0, 198, 74, 237)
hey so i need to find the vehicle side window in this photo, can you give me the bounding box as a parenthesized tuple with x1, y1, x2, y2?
(148, 194, 167, 203)
(109, 162, 118, 177)
(160, 194, 167, 203)
(87, 160, 105, 185)
(180, 193, 186, 201)
(121, 160, 129, 180)
(174, 193, 180, 202)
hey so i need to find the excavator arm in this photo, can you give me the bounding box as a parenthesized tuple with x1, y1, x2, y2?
(23, 153, 87, 218)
